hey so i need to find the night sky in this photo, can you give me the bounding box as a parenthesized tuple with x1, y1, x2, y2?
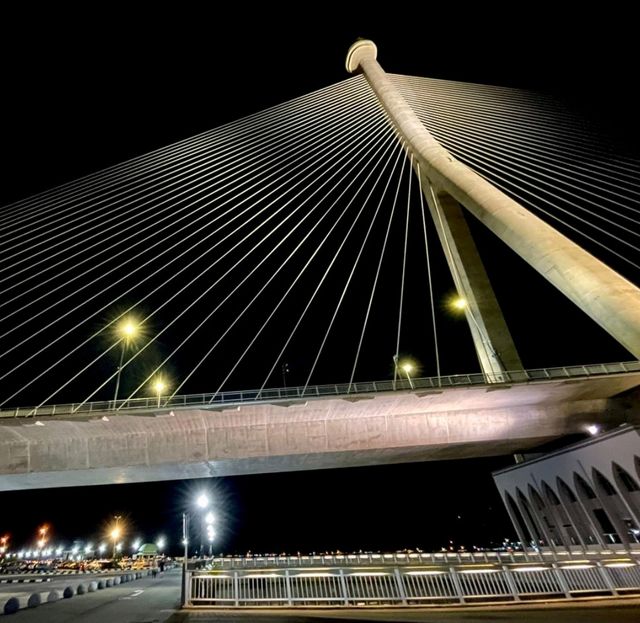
(0, 9, 638, 555)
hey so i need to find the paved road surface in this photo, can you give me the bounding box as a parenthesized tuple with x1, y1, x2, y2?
(4, 568, 180, 621)
(165, 599, 640, 623)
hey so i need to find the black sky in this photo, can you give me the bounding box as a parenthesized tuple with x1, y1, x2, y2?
(0, 8, 638, 555)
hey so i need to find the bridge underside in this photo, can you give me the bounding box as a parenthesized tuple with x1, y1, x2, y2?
(1, 374, 639, 491)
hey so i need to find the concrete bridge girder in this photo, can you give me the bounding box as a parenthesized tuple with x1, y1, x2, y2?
(0, 374, 639, 491)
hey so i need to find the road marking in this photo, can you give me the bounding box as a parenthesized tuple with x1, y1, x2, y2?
(119, 589, 144, 600)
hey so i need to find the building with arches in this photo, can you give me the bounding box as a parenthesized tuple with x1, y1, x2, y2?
(493, 425, 640, 552)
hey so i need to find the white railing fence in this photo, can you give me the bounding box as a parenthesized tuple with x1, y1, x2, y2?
(187, 560, 640, 607)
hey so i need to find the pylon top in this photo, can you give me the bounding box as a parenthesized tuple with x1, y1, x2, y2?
(345, 39, 377, 74)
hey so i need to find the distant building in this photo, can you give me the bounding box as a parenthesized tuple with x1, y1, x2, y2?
(493, 425, 640, 551)
(136, 543, 158, 559)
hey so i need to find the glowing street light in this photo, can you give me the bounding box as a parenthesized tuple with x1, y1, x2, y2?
(400, 361, 415, 389)
(132, 538, 141, 553)
(196, 494, 209, 510)
(451, 296, 467, 311)
(37, 525, 48, 551)
(113, 317, 139, 405)
(449, 294, 504, 377)
(182, 492, 213, 606)
(98, 543, 106, 556)
(392, 355, 417, 390)
(151, 376, 168, 408)
(110, 515, 123, 559)
(156, 536, 166, 553)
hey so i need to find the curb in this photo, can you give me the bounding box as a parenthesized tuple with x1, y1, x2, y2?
(1, 571, 146, 615)
(0, 579, 51, 584)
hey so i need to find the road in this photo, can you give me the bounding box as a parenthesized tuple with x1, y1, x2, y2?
(3, 568, 180, 621)
(165, 599, 640, 623)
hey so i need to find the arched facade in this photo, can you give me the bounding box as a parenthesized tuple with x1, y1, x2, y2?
(612, 461, 640, 529)
(493, 425, 640, 552)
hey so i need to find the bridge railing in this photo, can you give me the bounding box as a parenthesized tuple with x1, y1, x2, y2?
(186, 557, 640, 607)
(201, 547, 640, 569)
(2, 360, 638, 419)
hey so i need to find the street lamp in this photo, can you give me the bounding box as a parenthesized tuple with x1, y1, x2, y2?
(400, 362, 415, 389)
(110, 515, 122, 559)
(151, 376, 168, 408)
(37, 525, 48, 552)
(113, 317, 139, 405)
(449, 296, 504, 378)
(182, 493, 212, 606)
(204, 511, 216, 557)
(393, 355, 416, 390)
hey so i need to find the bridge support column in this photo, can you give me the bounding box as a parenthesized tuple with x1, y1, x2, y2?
(422, 179, 523, 377)
(346, 39, 640, 361)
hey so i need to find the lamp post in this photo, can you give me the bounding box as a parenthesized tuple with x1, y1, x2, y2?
(111, 515, 122, 559)
(152, 377, 167, 409)
(393, 356, 416, 390)
(401, 362, 415, 389)
(450, 296, 505, 379)
(113, 319, 139, 406)
(204, 512, 215, 557)
(182, 493, 210, 607)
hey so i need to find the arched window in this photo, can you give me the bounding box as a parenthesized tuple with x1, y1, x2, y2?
(542, 481, 562, 506)
(574, 473, 597, 499)
(613, 463, 640, 492)
(517, 487, 543, 543)
(593, 469, 617, 496)
(529, 486, 547, 512)
(505, 492, 531, 542)
(557, 477, 577, 503)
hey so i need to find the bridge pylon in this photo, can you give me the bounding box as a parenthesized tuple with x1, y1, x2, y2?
(347, 39, 640, 373)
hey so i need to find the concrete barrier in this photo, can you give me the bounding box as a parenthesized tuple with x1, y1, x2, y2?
(47, 589, 62, 602)
(0, 570, 145, 615)
(3, 596, 22, 615)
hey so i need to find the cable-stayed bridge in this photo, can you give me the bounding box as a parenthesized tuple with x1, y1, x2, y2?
(1, 41, 639, 490)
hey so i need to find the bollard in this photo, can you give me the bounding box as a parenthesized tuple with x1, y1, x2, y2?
(77, 583, 87, 595)
(47, 589, 62, 603)
(27, 592, 42, 608)
(3, 597, 20, 615)
(106, 578, 113, 587)
(63, 586, 75, 599)
(97, 580, 105, 589)
(88, 581, 98, 592)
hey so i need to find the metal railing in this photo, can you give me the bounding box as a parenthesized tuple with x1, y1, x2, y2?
(2, 360, 638, 419)
(204, 547, 640, 569)
(186, 559, 640, 607)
